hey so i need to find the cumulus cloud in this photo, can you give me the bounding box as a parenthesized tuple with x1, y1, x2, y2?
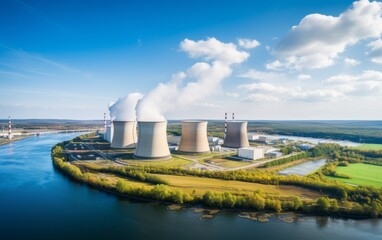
(226, 92, 240, 98)
(109, 92, 144, 121)
(136, 38, 249, 121)
(297, 74, 312, 80)
(269, 0, 382, 70)
(239, 69, 285, 81)
(238, 38, 261, 49)
(368, 38, 382, 64)
(325, 70, 382, 95)
(180, 37, 249, 64)
(239, 82, 345, 102)
(344, 58, 361, 66)
(244, 93, 280, 102)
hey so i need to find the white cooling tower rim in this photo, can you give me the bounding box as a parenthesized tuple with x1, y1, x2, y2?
(137, 120, 167, 123)
(227, 120, 247, 123)
(181, 120, 207, 123)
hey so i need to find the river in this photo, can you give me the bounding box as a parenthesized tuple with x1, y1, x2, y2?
(260, 134, 361, 147)
(0, 133, 380, 240)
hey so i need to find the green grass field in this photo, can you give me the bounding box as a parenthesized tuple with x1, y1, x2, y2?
(354, 144, 382, 150)
(326, 163, 382, 188)
(119, 156, 193, 167)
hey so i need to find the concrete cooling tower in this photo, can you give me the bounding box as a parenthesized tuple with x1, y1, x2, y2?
(105, 124, 114, 143)
(178, 121, 210, 153)
(110, 121, 137, 148)
(222, 121, 249, 148)
(134, 121, 171, 159)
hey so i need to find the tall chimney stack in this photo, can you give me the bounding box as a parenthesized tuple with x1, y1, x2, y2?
(103, 112, 107, 132)
(8, 116, 12, 140)
(224, 113, 227, 139)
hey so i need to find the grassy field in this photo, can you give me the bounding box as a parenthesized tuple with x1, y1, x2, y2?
(354, 144, 382, 150)
(82, 168, 322, 200)
(155, 174, 322, 199)
(201, 158, 253, 168)
(118, 156, 193, 167)
(326, 163, 382, 188)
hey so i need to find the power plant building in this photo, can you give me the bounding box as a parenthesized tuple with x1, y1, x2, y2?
(110, 121, 137, 149)
(134, 121, 171, 159)
(222, 121, 249, 148)
(238, 147, 266, 160)
(178, 121, 210, 153)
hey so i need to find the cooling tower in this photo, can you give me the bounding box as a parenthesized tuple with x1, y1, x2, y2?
(110, 121, 137, 148)
(134, 121, 171, 159)
(105, 124, 114, 143)
(178, 121, 210, 153)
(222, 121, 249, 148)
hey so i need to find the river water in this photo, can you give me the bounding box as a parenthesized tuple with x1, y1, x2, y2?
(260, 134, 361, 147)
(0, 133, 381, 240)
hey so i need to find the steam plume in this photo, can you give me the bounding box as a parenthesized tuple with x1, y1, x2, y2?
(136, 38, 249, 121)
(108, 92, 143, 121)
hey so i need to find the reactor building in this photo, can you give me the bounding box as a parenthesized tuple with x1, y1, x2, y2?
(222, 121, 249, 148)
(134, 121, 171, 159)
(178, 121, 210, 153)
(110, 121, 137, 148)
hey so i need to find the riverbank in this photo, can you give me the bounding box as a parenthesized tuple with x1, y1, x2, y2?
(0, 136, 29, 146)
(52, 136, 382, 219)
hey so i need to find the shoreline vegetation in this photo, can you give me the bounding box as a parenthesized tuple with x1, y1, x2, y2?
(51, 134, 382, 219)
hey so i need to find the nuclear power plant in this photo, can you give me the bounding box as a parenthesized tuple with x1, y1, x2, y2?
(178, 121, 210, 153)
(102, 108, 250, 159)
(110, 121, 137, 148)
(222, 121, 249, 148)
(134, 121, 171, 159)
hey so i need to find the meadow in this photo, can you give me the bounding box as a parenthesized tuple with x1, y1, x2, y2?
(327, 163, 382, 188)
(354, 144, 382, 150)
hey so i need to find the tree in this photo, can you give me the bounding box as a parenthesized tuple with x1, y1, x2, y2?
(316, 197, 330, 212)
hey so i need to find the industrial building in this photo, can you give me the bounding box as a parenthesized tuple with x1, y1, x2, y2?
(222, 121, 249, 148)
(110, 121, 137, 148)
(266, 151, 283, 157)
(248, 133, 260, 141)
(253, 136, 271, 144)
(134, 121, 171, 159)
(238, 147, 266, 160)
(178, 121, 210, 153)
(297, 143, 314, 150)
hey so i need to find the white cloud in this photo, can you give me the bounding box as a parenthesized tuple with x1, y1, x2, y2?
(367, 38, 382, 64)
(238, 69, 285, 81)
(244, 93, 280, 102)
(226, 92, 240, 98)
(239, 82, 345, 102)
(180, 37, 249, 65)
(238, 38, 260, 49)
(269, 0, 382, 70)
(325, 70, 382, 95)
(297, 74, 312, 80)
(239, 82, 288, 93)
(266, 60, 284, 70)
(344, 58, 360, 66)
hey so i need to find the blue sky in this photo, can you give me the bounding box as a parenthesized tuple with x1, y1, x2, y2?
(1, 0, 382, 120)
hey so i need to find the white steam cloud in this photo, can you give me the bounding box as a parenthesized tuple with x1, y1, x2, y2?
(136, 37, 249, 121)
(108, 92, 143, 121)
